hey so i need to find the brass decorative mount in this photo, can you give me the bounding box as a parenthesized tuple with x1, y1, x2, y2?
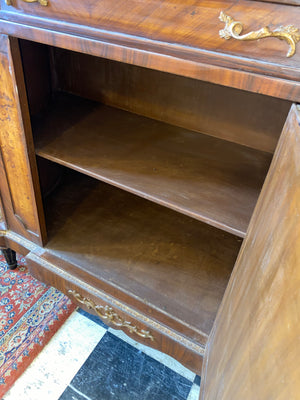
(68, 290, 155, 341)
(5, 0, 48, 6)
(219, 11, 300, 58)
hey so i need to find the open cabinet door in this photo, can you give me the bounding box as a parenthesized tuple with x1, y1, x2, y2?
(0, 35, 46, 244)
(200, 104, 300, 400)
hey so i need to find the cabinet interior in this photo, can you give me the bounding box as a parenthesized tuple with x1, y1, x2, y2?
(19, 39, 292, 347)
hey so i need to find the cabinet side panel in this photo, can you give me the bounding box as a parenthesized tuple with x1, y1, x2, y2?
(200, 104, 300, 399)
(0, 35, 46, 244)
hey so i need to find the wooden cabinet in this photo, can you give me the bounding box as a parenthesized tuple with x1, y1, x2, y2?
(0, 1, 299, 398)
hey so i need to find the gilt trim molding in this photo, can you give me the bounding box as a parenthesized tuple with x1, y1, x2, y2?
(219, 11, 300, 58)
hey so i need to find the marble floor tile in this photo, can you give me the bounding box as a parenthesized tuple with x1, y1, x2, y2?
(60, 331, 193, 400)
(187, 383, 201, 400)
(193, 375, 201, 386)
(108, 327, 196, 382)
(3, 311, 106, 400)
(78, 307, 196, 383)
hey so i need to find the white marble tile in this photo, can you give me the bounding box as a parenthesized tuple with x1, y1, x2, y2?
(108, 327, 196, 382)
(3, 311, 106, 400)
(187, 383, 201, 400)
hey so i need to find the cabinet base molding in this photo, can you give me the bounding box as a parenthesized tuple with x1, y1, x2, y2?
(0, 229, 205, 374)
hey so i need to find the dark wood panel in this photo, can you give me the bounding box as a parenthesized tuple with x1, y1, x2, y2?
(19, 39, 52, 116)
(0, 35, 46, 243)
(53, 49, 291, 153)
(34, 93, 272, 237)
(200, 104, 300, 399)
(43, 169, 241, 342)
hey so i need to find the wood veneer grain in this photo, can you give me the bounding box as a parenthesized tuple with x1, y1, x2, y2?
(1, 22, 300, 101)
(34, 93, 272, 238)
(1, 0, 300, 77)
(1, 1, 300, 101)
(44, 168, 242, 341)
(200, 105, 300, 399)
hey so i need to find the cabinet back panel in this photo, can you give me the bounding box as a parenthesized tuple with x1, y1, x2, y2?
(53, 48, 291, 154)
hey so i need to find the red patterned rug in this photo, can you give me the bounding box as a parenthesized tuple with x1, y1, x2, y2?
(0, 254, 76, 397)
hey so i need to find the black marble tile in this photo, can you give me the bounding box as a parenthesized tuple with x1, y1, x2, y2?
(194, 375, 201, 386)
(59, 332, 192, 400)
(77, 307, 108, 329)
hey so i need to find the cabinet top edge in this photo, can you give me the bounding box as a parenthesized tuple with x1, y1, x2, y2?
(1, 0, 300, 101)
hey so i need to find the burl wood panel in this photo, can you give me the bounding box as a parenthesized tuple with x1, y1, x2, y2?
(200, 104, 300, 399)
(53, 49, 291, 154)
(0, 35, 46, 244)
(34, 93, 272, 237)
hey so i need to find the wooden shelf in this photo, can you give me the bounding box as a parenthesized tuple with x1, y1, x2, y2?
(34, 93, 272, 237)
(44, 169, 242, 341)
